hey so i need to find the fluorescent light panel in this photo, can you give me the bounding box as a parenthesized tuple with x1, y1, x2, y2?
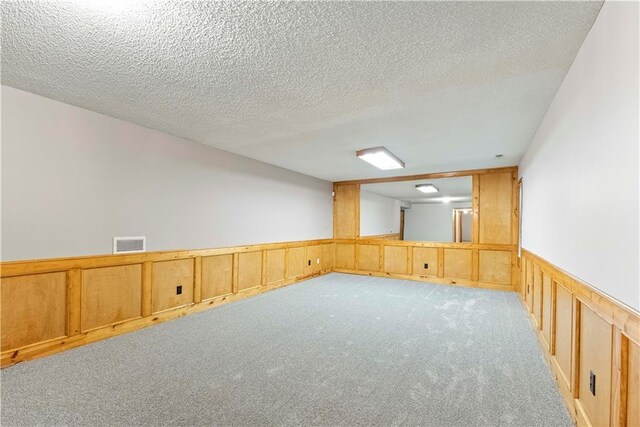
(415, 184, 439, 194)
(356, 146, 405, 170)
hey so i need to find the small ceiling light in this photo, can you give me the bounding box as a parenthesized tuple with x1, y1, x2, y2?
(415, 184, 439, 194)
(356, 146, 405, 170)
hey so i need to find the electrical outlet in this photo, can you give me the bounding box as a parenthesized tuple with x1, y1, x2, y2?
(424, 263, 429, 269)
(308, 260, 311, 266)
(589, 370, 596, 396)
(176, 285, 182, 295)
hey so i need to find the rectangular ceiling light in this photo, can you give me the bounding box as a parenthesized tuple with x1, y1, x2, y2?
(415, 184, 439, 193)
(356, 146, 405, 170)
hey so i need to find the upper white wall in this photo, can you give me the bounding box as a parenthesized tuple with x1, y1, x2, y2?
(1, 86, 333, 261)
(519, 1, 639, 311)
(360, 190, 401, 236)
(404, 202, 471, 242)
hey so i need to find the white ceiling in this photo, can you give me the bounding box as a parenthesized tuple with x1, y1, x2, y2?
(362, 176, 472, 204)
(1, 1, 602, 182)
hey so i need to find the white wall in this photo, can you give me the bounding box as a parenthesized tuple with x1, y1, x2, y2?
(1, 86, 333, 261)
(404, 202, 471, 242)
(359, 190, 401, 236)
(519, 1, 639, 311)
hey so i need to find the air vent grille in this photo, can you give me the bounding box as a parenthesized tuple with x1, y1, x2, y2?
(113, 236, 146, 254)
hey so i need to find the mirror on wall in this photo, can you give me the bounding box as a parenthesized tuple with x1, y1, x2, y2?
(359, 176, 473, 242)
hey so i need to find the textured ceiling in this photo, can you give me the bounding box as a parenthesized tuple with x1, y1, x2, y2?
(1, 1, 602, 182)
(362, 176, 472, 204)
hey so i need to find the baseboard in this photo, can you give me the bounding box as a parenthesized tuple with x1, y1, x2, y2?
(332, 268, 513, 292)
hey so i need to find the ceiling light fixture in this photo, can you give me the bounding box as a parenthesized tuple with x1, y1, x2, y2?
(356, 146, 405, 170)
(415, 184, 439, 194)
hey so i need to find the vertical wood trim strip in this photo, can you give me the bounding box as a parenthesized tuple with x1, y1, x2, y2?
(379, 244, 384, 272)
(471, 249, 479, 282)
(66, 268, 82, 336)
(472, 174, 480, 244)
(407, 246, 413, 275)
(437, 247, 444, 278)
(551, 280, 557, 355)
(511, 171, 519, 246)
(141, 262, 152, 317)
(284, 248, 290, 280)
(261, 250, 268, 286)
(355, 183, 361, 238)
(232, 253, 239, 294)
(193, 257, 202, 304)
(611, 331, 628, 427)
(571, 297, 581, 398)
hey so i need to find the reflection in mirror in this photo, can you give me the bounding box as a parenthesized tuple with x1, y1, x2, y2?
(360, 176, 472, 242)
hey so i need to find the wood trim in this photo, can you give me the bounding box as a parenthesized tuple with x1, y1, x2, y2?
(472, 174, 480, 244)
(334, 166, 518, 185)
(66, 268, 82, 337)
(193, 256, 202, 304)
(1, 238, 335, 278)
(141, 262, 152, 317)
(335, 238, 514, 251)
(358, 233, 401, 240)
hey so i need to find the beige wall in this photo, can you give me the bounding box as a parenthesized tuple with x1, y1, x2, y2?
(1, 86, 333, 261)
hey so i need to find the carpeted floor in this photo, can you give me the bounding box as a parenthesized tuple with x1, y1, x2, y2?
(1, 273, 572, 426)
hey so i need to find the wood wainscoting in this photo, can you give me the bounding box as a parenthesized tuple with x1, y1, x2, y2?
(358, 233, 401, 241)
(334, 238, 516, 291)
(0, 239, 335, 368)
(520, 249, 640, 427)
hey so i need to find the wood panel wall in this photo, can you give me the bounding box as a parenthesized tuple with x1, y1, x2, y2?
(333, 239, 513, 290)
(0, 239, 334, 367)
(520, 249, 640, 427)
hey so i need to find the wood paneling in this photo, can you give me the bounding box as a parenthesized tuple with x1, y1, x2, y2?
(627, 341, 640, 427)
(525, 259, 533, 311)
(383, 246, 408, 275)
(287, 247, 305, 279)
(0, 238, 334, 367)
(356, 244, 380, 272)
(265, 249, 285, 285)
(321, 243, 334, 271)
(334, 183, 359, 238)
(478, 172, 512, 244)
(1, 272, 67, 351)
(305, 245, 322, 276)
(541, 274, 553, 350)
(478, 250, 511, 285)
(578, 304, 612, 427)
(335, 243, 355, 270)
(152, 259, 194, 314)
(81, 265, 142, 331)
(201, 254, 233, 299)
(533, 264, 542, 327)
(411, 247, 438, 277)
(443, 249, 472, 280)
(238, 251, 262, 291)
(555, 283, 573, 387)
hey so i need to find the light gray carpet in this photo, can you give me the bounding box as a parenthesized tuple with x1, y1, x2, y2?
(1, 273, 571, 426)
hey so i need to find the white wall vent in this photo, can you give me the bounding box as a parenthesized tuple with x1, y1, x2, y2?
(113, 236, 146, 254)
